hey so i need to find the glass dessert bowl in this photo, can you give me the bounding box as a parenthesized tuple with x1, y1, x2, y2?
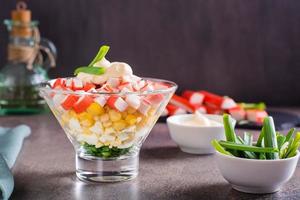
(39, 45, 177, 182)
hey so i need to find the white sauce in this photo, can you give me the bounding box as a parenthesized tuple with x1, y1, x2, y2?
(77, 58, 134, 85)
(182, 111, 222, 127)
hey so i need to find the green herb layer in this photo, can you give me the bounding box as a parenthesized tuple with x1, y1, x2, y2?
(83, 143, 131, 158)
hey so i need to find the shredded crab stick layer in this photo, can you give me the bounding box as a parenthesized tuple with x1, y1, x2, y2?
(45, 46, 173, 155)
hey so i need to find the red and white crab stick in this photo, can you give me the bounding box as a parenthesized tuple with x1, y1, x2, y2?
(166, 104, 187, 115)
(169, 94, 195, 113)
(204, 104, 223, 115)
(246, 110, 268, 124)
(200, 90, 236, 110)
(182, 90, 204, 105)
(228, 106, 246, 121)
(161, 108, 169, 117)
(193, 104, 207, 114)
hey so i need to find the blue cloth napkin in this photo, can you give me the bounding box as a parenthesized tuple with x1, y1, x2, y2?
(0, 125, 31, 200)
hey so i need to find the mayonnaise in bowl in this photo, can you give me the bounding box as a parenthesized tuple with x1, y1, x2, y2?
(167, 113, 225, 154)
(180, 111, 222, 127)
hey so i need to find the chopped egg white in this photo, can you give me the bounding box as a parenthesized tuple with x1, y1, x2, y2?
(89, 122, 103, 135)
(78, 133, 98, 145)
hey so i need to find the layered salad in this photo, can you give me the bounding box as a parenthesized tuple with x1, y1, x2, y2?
(47, 45, 173, 158)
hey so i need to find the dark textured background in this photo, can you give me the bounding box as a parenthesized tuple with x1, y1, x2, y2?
(1, 0, 300, 106)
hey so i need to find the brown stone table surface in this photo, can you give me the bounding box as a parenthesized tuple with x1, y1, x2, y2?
(0, 110, 299, 200)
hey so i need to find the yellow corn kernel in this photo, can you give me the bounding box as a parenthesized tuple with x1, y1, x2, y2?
(81, 119, 94, 127)
(109, 109, 122, 122)
(121, 111, 128, 119)
(137, 116, 147, 127)
(148, 108, 156, 116)
(95, 142, 103, 148)
(82, 128, 92, 135)
(127, 107, 136, 114)
(69, 110, 77, 118)
(100, 113, 110, 122)
(78, 112, 94, 127)
(86, 102, 105, 116)
(104, 105, 110, 112)
(61, 113, 70, 125)
(114, 139, 122, 146)
(78, 112, 91, 121)
(113, 120, 127, 131)
(103, 121, 112, 128)
(104, 127, 115, 134)
(125, 114, 137, 125)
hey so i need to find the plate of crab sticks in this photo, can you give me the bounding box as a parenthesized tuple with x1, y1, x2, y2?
(160, 90, 300, 130)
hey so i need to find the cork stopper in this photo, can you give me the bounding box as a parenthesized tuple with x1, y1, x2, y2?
(11, 1, 32, 37)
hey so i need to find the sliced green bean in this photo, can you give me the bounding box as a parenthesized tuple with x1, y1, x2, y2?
(256, 128, 264, 147)
(279, 142, 289, 159)
(285, 128, 295, 143)
(219, 141, 278, 153)
(285, 132, 300, 158)
(263, 117, 279, 159)
(223, 114, 239, 156)
(223, 114, 237, 142)
(259, 153, 266, 159)
(244, 132, 253, 146)
(256, 128, 265, 159)
(237, 136, 257, 159)
(211, 140, 233, 156)
(277, 134, 286, 150)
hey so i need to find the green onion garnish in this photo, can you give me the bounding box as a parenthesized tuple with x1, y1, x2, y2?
(74, 45, 110, 75)
(74, 66, 106, 75)
(88, 45, 110, 67)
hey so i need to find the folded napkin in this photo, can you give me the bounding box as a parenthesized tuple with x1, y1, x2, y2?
(0, 125, 31, 200)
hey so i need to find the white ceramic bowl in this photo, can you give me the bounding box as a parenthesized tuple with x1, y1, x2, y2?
(167, 114, 225, 154)
(215, 151, 300, 194)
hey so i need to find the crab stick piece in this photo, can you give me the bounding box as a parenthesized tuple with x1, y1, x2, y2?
(83, 82, 96, 91)
(246, 110, 268, 124)
(107, 77, 121, 88)
(52, 78, 66, 89)
(146, 94, 164, 105)
(72, 78, 83, 90)
(166, 104, 187, 115)
(65, 78, 73, 89)
(200, 91, 236, 110)
(193, 104, 207, 114)
(137, 80, 147, 89)
(73, 95, 94, 113)
(107, 96, 128, 112)
(132, 81, 143, 91)
(169, 94, 195, 113)
(161, 108, 169, 117)
(228, 106, 246, 121)
(118, 82, 133, 91)
(125, 94, 141, 109)
(138, 99, 151, 115)
(205, 104, 223, 114)
(100, 84, 115, 92)
(61, 95, 79, 110)
(141, 83, 154, 92)
(182, 90, 204, 105)
(94, 95, 107, 107)
(153, 82, 169, 90)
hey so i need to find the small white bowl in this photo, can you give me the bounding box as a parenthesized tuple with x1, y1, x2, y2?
(215, 151, 300, 194)
(167, 114, 225, 154)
